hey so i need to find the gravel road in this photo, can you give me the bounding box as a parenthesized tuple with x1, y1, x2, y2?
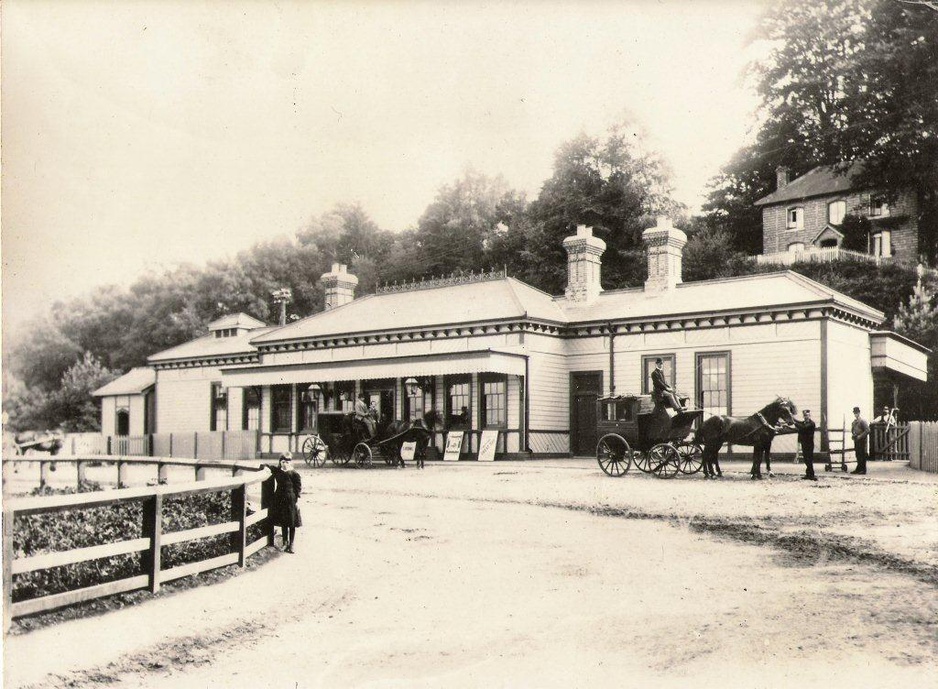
(5, 459, 937, 688)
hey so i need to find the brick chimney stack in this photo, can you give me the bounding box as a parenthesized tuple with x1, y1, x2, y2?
(776, 166, 790, 190)
(643, 216, 687, 292)
(562, 224, 606, 302)
(320, 263, 358, 310)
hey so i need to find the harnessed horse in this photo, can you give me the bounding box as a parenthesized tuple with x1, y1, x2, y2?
(693, 397, 798, 479)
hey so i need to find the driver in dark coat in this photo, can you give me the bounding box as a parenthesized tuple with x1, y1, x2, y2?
(651, 358, 685, 411)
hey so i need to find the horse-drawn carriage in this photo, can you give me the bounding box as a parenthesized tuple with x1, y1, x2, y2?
(595, 394, 704, 478)
(301, 410, 432, 469)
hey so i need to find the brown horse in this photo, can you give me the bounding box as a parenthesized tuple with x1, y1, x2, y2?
(694, 398, 798, 479)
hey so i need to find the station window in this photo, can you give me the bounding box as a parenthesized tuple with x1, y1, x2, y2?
(480, 374, 507, 429)
(696, 352, 730, 417)
(642, 355, 675, 395)
(297, 387, 317, 432)
(210, 382, 228, 432)
(334, 381, 355, 412)
(271, 385, 292, 433)
(405, 382, 429, 422)
(243, 386, 261, 431)
(445, 375, 471, 428)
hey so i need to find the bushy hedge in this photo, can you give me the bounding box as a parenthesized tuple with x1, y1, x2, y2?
(12, 483, 269, 603)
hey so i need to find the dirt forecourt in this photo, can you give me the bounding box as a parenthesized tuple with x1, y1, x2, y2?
(4, 459, 937, 689)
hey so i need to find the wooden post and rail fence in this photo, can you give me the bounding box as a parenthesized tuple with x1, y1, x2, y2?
(2, 455, 277, 633)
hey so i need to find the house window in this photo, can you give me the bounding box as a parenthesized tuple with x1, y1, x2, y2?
(271, 385, 292, 433)
(115, 409, 130, 436)
(480, 374, 507, 428)
(297, 387, 317, 432)
(788, 242, 805, 253)
(210, 383, 228, 432)
(445, 375, 471, 428)
(405, 383, 428, 422)
(335, 382, 355, 412)
(642, 355, 675, 395)
(243, 387, 261, 431)
(786, 207, 803, 230)
(869, 197, 889, 217)
(828, 200, 846, 225)
(696, 352, 730, 418)
(872, 230, 892, 257)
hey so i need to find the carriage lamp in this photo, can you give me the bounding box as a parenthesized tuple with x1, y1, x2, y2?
(303, 383, 322, 402)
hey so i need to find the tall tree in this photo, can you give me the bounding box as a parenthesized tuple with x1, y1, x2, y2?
(706, 0, 938, 260)
(526, 124, 681, 293)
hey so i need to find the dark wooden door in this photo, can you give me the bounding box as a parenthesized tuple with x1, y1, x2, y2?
(570, 372, 602, 456)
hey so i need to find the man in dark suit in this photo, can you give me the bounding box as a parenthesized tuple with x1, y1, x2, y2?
(793, 409, 817, 480)
(851, 406, 869, 474)
(651, 358, 684, 411)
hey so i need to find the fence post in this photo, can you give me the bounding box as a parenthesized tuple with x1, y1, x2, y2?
(77, 460, 87, 486)
(117, 460, 129, 489)
(158, 461, 169, 484)
(261, 473, 275, 547)
(142, 494, 162, 593)
(107, 436, 112, 455)
(169, 433, 174, 458)
(231, 484, 248, 567)
(3, 507, 14, 633)
(39, 461, 50, 488)
(221, 432, 227, 461)
(194, 432, 199, 460)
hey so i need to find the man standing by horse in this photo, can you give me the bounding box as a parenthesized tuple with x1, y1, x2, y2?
(651, 358, 685, 412)
(792, 409, 817, 481)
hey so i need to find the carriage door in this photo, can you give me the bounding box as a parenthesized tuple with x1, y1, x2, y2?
(570, 372, 603, 457)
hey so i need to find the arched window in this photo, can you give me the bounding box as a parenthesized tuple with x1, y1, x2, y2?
(116, 409, 130, 436)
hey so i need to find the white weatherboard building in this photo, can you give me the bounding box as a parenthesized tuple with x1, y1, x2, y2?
(97, 218, 929, 459)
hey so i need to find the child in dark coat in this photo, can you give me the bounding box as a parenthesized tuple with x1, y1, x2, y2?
(269, 453, 302, 553)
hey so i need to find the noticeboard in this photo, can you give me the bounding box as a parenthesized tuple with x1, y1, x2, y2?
(443, 431, 464, 461)
(478, 430, 498, 462)
(400, 441, 417, 461)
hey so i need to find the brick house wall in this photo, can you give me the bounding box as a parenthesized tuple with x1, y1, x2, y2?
(762, 190, 919, 263)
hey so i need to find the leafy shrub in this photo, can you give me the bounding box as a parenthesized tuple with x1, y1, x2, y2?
(12, 485, 268, 602)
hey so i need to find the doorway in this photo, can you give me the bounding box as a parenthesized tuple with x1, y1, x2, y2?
(570, 371, 603, 456)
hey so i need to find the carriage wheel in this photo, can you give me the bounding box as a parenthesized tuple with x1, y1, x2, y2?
(632, 450, 654, 474)
(676, 441, 703, 475)
(596, 434, 632, 477)
(649, 443, 680, 479)
(353, 442, 373, 468)
(329, 444, 353, 466)
(302, 435, 328, 467)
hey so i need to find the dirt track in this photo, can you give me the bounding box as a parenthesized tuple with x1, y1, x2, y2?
(4, 459, 937, 688)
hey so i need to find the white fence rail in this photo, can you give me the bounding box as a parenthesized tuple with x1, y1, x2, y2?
(62, 431, 259, 461)
(756, 247, 891, 267)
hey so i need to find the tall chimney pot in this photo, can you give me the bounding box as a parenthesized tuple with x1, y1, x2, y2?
(320, 263, 358, 310)
(643, 216, 687, 292)
(562, 224, 606, 302)
(776, 166, 790, 190)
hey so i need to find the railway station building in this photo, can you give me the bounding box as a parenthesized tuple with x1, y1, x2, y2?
(101, 218, 929, 460)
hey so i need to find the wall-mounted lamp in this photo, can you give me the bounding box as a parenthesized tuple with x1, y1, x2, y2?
(303, 382, 334, 403)
(405, 377, 431, 396)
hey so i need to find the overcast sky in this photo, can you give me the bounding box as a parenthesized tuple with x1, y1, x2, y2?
(2, 0, 767, 341)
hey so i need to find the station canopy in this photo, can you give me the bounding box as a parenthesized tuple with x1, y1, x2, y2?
(219, 349, 526, 387)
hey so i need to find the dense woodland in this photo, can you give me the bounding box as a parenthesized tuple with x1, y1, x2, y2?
(5, 0, 938, 430)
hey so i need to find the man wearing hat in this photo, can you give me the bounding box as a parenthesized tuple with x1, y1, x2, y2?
(792, 409, 817, 480)
(850, 407, 869, 475)
(651, 358, 685, 412)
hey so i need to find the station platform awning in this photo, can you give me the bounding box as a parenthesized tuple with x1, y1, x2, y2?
(219, 349, 526, 387)
(870, 331, 930, 382)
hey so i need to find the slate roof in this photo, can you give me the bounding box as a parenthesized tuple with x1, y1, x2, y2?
(249, 277, 568, 343)
(754, 163, 864, 207)
(148, 327, 277, 364)
(92, 367, 156, 397)
(556, 271, 883, 324)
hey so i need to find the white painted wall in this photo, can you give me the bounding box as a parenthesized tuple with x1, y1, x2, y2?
(826, 320, 875, 435)
(155, 367, 222, 433)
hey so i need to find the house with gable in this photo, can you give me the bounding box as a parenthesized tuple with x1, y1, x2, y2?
(755, 163, 920, 265)
(121, 217, 928, 461)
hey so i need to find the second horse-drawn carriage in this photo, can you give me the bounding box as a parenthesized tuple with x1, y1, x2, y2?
(301, 409, 432, 469)
(595, 394, 704, 478)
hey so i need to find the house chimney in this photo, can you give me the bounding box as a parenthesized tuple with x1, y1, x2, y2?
(643, 216, 687, 292)
(320, 263, 358, 310)
(776, 166, 790, 190)
(562, 224, 606, 302)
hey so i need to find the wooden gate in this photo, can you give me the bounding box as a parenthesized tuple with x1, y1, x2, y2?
(870, 423, 910, 461)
